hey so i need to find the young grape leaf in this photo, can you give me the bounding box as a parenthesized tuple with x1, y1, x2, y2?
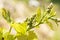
(0, 32, 2, 40)
(46, 20, 54, 30)
(11, 22, 27, 34)
(27, 31, 38, 40)
(0, 27, 3, 40)
(50, 8, 56, 17)
(3, 32, 15, 40)
(35, 7, 41, 23)
(16, 34, 27, 40)
(1, 8, 12, 23)
(16, 31, 38, 40)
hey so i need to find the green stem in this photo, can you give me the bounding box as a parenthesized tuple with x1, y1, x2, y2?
(27, 11, 48, 31)
(35, 11, 48, 26)
(27, 5, 53, 31)
(9, 27, 12, 33)
(49, 17, 60, 22)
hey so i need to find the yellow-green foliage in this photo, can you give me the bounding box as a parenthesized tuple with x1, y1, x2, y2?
(0, 3, 60, 40)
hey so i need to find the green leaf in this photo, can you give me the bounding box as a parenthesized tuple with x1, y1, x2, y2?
(1, 8, 12, 23)
(4, 32, 15, 40)
(46, 20, 54, 30)
(16, 34, 27, 40)
(0, 32, 2, 40)
(50, 17, 58, 26)
(50, 8, 56, 17)
(35, 7, 41, 23)
(16, 31, 38, 40)
(27, 31, 38, 40)
(41, 15, 48, 23)
(11, 22, 27, 34)
(0, 27, 3, 40)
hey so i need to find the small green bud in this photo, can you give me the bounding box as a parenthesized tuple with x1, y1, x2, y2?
(48, 3, 53, 9)
(47, 3, 53, 13)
